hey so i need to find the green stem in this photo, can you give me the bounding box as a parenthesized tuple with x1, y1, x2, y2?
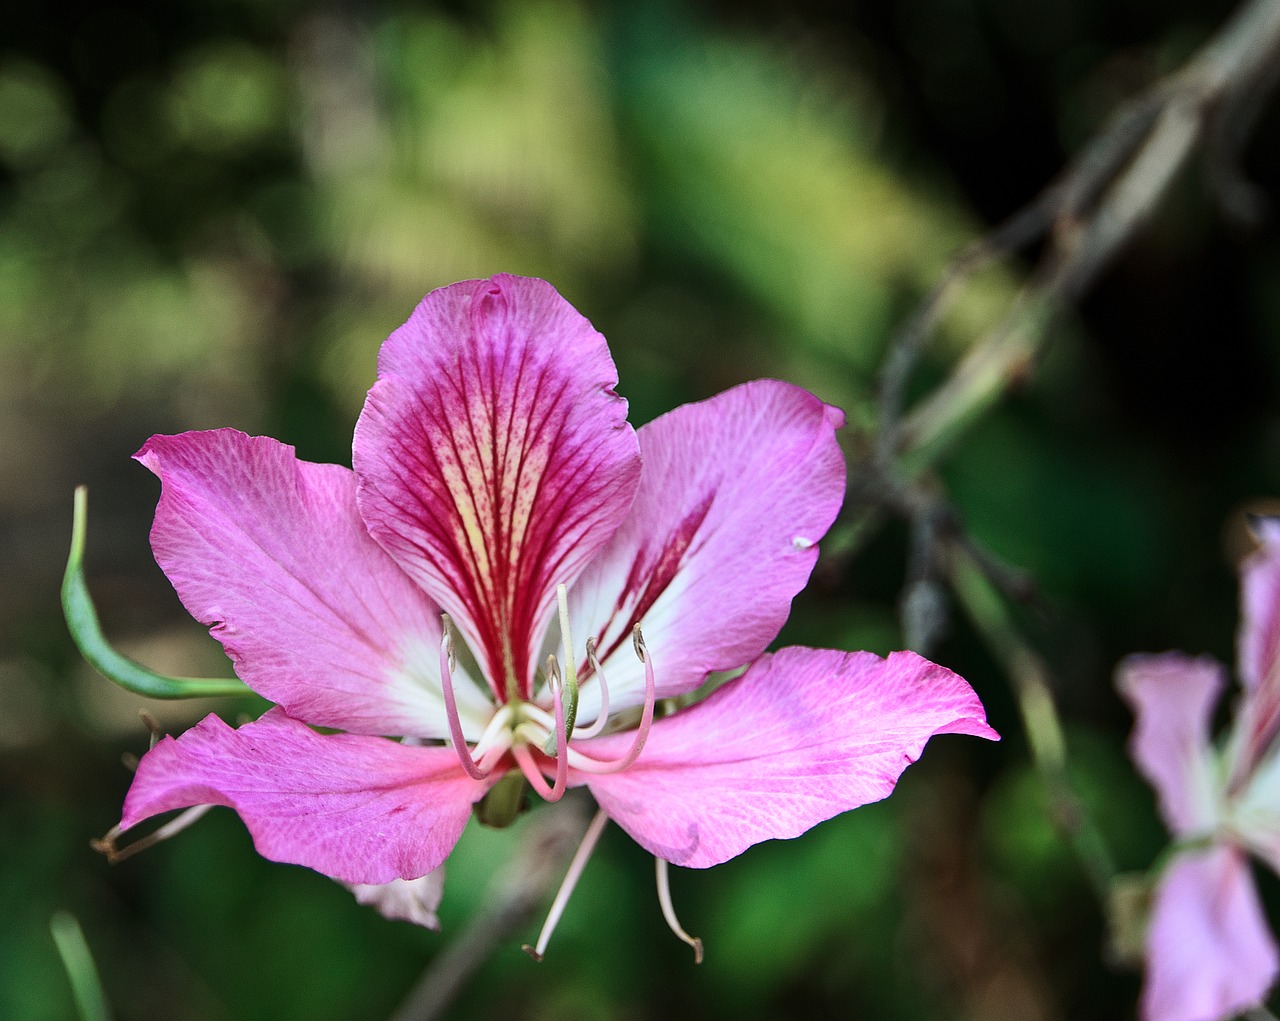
(62, 486, 250, 699)
(949, 545, 1117, 900)
(49, 912, 112, 1021)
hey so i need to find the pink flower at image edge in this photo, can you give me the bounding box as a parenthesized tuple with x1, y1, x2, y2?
(1119, 519, 1280, 1021)
(117, 274, 998, 940)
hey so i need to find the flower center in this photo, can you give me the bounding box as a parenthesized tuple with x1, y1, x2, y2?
(438, 584, 657, 805)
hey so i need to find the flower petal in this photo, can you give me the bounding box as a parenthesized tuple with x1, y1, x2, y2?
(1240, 516, 1280, 691)
(567, 381, 846, 715)
(1229, 747, 1280, 875)
(577, 647, 997, 868)
(1116, 653, 1225, 837)
(347, 869, 446, 930)
(1235, 517, 1280, 774)
(1141, 846, 1278, 1021)
(137, 430, 493, 739)
(354, 275, 641, 699)
(121, 709, 489, 885)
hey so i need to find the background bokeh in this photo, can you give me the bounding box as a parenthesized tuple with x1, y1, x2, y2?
(4, 0, 1280, 1018)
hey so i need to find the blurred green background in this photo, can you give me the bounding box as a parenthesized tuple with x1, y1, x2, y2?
(4, 0, 1280, 1018)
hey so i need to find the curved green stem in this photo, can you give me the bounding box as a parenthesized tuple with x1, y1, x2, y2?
(62, 486, 250, 699)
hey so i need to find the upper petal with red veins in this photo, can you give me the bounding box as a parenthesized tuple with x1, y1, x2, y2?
(1141, 846, 1278, 1021)
(1116, 653, 1225, 837)
(137, 430, 493, 739)
(578, 647, 997, 868)
(567, 381, 846, 714)
(121, 709, 489, 886)
(354, 275, 641, 699)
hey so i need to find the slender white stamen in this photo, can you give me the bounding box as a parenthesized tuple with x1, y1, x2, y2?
(523, 809, 610, 962)
(656, 857, 704, 963)
(557, 625, 656, 774)
(571, 637, 611, 739)
(439, 614, 491, 781)
(520, 703, 555, 730)
(470, 704, 515, 761)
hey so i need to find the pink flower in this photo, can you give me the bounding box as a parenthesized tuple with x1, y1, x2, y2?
(1119, 519, 1280, 1020)
(118, 274, 997, 952)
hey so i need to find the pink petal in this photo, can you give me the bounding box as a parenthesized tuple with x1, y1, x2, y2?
(347, 869, 446, 930)
(577, 647, 997, 868)
(354, 275, 641, 699)
(1116, 653, 1225, 837)
(1235, 518, 1280, 774)
(137, 431, 493, 739)
(1141, 846, 1278, 1021)
(1240, 516, 1280, 691)
(121, 709, 488, 885)
(567, 381, 846, 714)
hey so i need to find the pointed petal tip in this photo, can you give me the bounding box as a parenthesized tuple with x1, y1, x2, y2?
(120, 709, 485, 886)
(583, 646, 999, 868)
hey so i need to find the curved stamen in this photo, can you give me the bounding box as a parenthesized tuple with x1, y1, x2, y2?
(512, 657, 570, 802)
(656, 857, 704, 964)
(439, 614, 491, 781)
(562, 624, 656, 775)
(523, 809, 610, 962)
(571, 637, 612, 739)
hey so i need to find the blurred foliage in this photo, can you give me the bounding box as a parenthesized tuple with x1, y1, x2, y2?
(3, 0, 1280, 1019)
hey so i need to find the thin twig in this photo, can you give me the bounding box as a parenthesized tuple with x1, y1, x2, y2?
(948, 543, 1116, 900)
(878, 0, 1280, 470)
(389, 802, 590, 1021)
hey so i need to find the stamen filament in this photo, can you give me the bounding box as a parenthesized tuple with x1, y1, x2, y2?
(439, 614, 491, 781)
(520, 703, 555, 730)
(656, 857, 704, 964)
(572, 637, 611, 739)
(92, 805, 213, 863)
(560, 625, 656, 775)
(511, 661, 569, 802)
(511, 744, 561, 801)
(522, 809, 610, 962)
(470, 704, 515, 761)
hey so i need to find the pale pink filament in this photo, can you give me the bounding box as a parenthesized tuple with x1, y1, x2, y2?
(656, 857, 704, 963)
(440, 616, 655, 793)
(513, 657, 570, 803)
(523, 809, 610, 961)
(571, 637, 611, 740)
(564, 625, 656, 775)
(439, 614, 491, 782)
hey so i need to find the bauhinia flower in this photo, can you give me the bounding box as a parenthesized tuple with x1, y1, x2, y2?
(1119, 518, 1280, 1021)
(109, 274, 997, 956)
